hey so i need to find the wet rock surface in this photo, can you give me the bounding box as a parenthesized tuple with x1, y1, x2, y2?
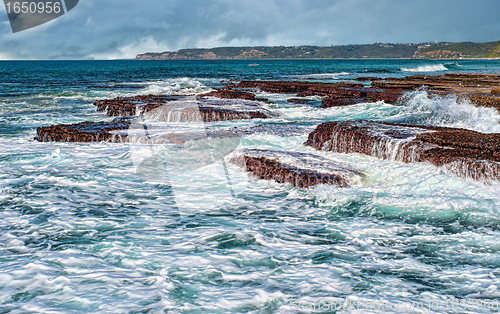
(233, 74, 500, 111)
(464, 95, 500, 111)
(231, 149, 364, 188)
(306, 120, 500, 181)
(35, 118, 309, 144)
(232, 80, 404, 107)
(198, 88, 268, 102)
(94, 94, 272, 119)
(94, 95, 182, 116)
(372, 73, 500, 110)
(372, 73, 500, 93)
(40, 95, 276, 143)
(35, 119, 133, 143)
(139, 98, 274, 122)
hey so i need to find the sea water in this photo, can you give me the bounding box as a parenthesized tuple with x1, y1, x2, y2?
(1, 59, 500, 313)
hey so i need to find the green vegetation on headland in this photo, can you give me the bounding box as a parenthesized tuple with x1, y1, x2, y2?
(415, 41, 500, 58)
(485, 41, 500, 58)
(136, 41, 500, 60)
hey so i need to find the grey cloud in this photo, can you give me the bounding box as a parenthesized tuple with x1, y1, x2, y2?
(0, 0, 499, 59)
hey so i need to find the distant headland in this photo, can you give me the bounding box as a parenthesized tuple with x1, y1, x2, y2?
(136, 40, 500, 60)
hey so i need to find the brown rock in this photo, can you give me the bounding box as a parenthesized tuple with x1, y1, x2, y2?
(234, 80, 339, 95)
(35, 119, 132, 143)
(198, 89, 261, 101)
(305, 120, 500, 181)
(231, 149, 364, 188)
(355, 77, 382, 82)
(232, 80, 404, 105)
(94, 95, 181, 117)
(287, 98, 312, 105)
(36, 98, 275, 143)
(466, 95, 500, 111)
(373, 73, 500, 96)
(93, 94, 274, 121)
(321, 97, 358, 108)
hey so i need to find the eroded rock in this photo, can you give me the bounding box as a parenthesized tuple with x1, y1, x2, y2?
(305, 120, 500, 181)
(94, 95, 182, 116)
(372, 73, 500, 96)
(198, 89, 268, 102)
(35, 119, 132, 143)
(231, 149, 364, 188)
(232, 80, 404, 107)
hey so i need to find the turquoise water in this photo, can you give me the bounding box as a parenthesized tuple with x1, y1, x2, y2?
(1, 59, 500, 313)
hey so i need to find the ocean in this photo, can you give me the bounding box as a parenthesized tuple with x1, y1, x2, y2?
(1, 59, 500, 313)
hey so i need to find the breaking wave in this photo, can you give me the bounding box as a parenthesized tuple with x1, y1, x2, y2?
(397, 90, 500, 133)
(401, 64, 448, 72)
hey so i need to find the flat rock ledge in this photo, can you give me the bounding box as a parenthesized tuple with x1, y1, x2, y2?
(231, 149, 364, 188)
(37, 95, 276, 142)
(305, 120, 500, 182)
(198, 88, 269, 102)
(232, 80, 403, 108)
(371, 73, 500, 111)
(35, 119, 132, 143)
(94, 95, 182, 116)
(230, 74, 500, 111)
(93, 94, 273, 119)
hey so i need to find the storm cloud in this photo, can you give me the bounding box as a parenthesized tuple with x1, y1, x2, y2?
(0, 0, 499, 60)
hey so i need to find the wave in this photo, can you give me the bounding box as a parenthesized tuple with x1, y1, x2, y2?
(401, 64, 448, 72)
(25, 78, 212, 103)
(139, 77, 211, 95)
(397, 90, 500, 133)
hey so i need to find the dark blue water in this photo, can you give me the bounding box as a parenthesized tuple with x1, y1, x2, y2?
(1, 59, 499, 97)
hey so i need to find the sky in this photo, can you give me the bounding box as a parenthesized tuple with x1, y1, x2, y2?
(0, 0, 499, 60)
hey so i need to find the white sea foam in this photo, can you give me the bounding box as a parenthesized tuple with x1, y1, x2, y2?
(139, 77, 211, 95)
(398, 89, 500, 133)
(401, 64, 448, 72)
(25, 78, 212, 104)
(3, 62, 500, 313)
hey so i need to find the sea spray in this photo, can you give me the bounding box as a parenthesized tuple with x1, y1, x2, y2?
(398, 89, 500, 133)
(401, 64, 448, 72)
(305, 120, 500, 182)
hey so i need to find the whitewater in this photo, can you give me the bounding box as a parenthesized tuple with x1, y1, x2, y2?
(1, 59, 500, 313)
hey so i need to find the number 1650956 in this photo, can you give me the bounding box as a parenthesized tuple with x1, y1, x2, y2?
(5, 1, 62, 14)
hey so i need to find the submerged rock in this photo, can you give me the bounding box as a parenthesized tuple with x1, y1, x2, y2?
(233, 74, 500, 111)
(305, 120, 500, 181)
(231, 149, 364, 188)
